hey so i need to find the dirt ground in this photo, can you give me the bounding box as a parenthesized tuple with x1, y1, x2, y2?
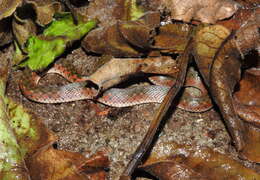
(6, 47, 259, 179)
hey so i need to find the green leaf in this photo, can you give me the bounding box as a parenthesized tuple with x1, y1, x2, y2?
(0, 58, 29, 179)
(6, 98, 39, 158)
(20, 36, 66, 70)
(44, 14, 97, 41)
(20, 13, 97, 70)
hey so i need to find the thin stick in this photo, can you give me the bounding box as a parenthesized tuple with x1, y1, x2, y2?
(119, 39, 192, 180)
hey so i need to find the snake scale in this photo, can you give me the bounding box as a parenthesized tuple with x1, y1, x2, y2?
(19, 57, 213, 112)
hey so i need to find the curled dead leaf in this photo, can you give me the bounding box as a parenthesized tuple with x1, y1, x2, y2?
(7, 98, 109, 180)
(86, 56, 178, 90)
(140, 142, 260, 180)
(160, 0, 240, 23)
(25, 0, 62, 26)
(0, 0, 22, 20)
(233, 69, 260, 162)
(0, 17, 13, 46)
(234, 70, 260, 108)
(67, 0, 119, 25)
(154, 23, 191, 53)
(82, 23, 142, 57)
(27, 147, 109, 180)
(232, 8, 260, 56)
(193, 24, 231, 84)
(239, 124, 260, 163)
(12, 11, 37, 51)
(82, 12, 160, 57)
(118, 11, 160, 49)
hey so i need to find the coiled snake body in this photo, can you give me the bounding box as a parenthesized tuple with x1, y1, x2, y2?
(20, 58, 212, 112)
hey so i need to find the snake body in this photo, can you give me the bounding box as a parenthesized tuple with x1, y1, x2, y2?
(20, 61, 213, 112)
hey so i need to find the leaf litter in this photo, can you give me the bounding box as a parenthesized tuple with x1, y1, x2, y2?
(1, 0, 260, 179)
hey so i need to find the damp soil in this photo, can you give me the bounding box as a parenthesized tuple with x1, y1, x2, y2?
(7, 47, 259, 179)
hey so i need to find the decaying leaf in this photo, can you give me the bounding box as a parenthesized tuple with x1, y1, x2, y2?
(233, 69, 260, 162)
(140, 142, 260, 180)
(154, 23, 191, 53)
(2, 0, 260, 179)
(13, 41, 27, 65)
(73, 56, 178, 90)
(231, 8, 259, 56)
(82, 11, 160, 57)
(235, 0, 259, 8)
(159, 0, 240, 23)
(0, 0, 22, 20)
(0, 17, 13, 46)
(239, 124, 260, 163)
(123, 0, 146, 21)
(193, 24, 248, 151)
(210, 7, 259, 154)
(0, 46, 30, 180)
(12, 11, 37, 51)
(27, 147, 109, 180)
(25, 0, 62, 26)
(0, 35, 108, 180)
(234, 70, 260, 111)
(7, 97, 109, 180)
(118, 12, 160, 49)
(193, 24, 231, 84)
(82, 23, 141, 57)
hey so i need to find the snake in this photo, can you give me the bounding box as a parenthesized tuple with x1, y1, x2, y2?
(19, 60, 213, 112)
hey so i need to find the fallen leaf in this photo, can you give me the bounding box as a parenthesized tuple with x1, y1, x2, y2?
(79, 56, 178, 90)
(160, 0, 240, 23)
(27, 147, 109, 180)
(193, 24, 231, 85)
(154, 23, 191, 53)
(140, 142, 260, 180)
(12, 11, 37, 51)
(233, 69, 260, 162)
(0, 0, 22, 20)
(19, 13, 97, 70)
(0, 46, 30, 180)
(82, 11, 160, 57)
(25, 0, 62, 26)
(0, 18, 13, 46)
(7, 91, 109, 180)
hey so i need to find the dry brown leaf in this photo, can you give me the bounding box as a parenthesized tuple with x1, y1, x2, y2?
(160, 0, 240, 23)
(0, 18, 13, 46)
(82, 23, 142, 57)
(8, 99, 109, 180)
(0, 45, 30, 180)
(234, 70, 260, 108)
(0, 0, 22, 20)
(25, 0, 61, 26)
(192, 22, 258, 154)
(12, 12, 37, 51)
(140, 142, 260, 180)
(234, 0, 259, 8)
(193, 24, 231, 84)
(82, 11, 160, 57)
(27, 147, 108, 180)
(118, 11, 160, 49)
(86, 56, 178, 90)
(154, 23, 191, 53)
(233, 69, 260, 162)
(239, 124, 260, 163)
(67, 0, 119, 25)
